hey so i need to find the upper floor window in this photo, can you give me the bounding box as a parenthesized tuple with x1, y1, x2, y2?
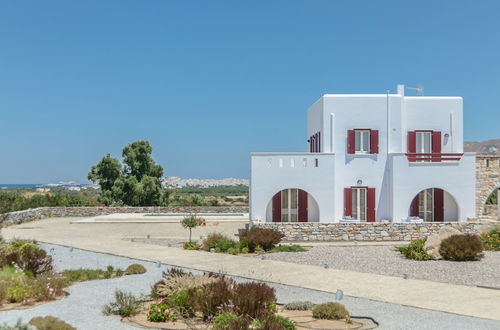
(416, 131, 432, 154)
(355, 130, 370, 153)
(347, 129, 379, 154)
(407, 130, 442, 162)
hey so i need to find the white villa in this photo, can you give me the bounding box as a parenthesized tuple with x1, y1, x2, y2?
(250, 85, 476, 223)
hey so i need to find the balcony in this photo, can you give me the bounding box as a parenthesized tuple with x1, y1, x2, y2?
(405, 153, 464, 163)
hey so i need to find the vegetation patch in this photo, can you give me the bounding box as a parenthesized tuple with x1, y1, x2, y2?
(125, 264, 147, 275)
(102, 290, 142, 317)
(480, 225, 500, 251)
(28, 316, 76, 330)
(312, 302, 350, 320)
(439, 234, 484, 261)
(284, 301, 315, 311)
(396, 238, 431, 261)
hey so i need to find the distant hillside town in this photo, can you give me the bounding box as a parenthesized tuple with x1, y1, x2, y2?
(161, 177, 249, 188)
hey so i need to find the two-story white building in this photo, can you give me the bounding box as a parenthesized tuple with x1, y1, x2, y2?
(250, 85, 476, 223)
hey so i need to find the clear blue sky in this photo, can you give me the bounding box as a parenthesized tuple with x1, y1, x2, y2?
(1, 0, 499, 183)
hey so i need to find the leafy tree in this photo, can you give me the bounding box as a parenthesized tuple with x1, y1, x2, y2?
(88, 140, 165, 206)
(181, 215, 205, 243)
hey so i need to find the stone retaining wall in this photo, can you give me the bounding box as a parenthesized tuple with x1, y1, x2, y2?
(483, 205, 499, 218)
(1, 206, 249, 225)
(257, 222, 489, 242)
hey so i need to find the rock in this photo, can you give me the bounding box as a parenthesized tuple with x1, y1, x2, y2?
(424, 226, 462, 259)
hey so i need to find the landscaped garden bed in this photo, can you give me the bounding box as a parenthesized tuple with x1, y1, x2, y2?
(103, 267, 376, 330)
(181, 215, 306, 255)
(0, 238, 146, 311)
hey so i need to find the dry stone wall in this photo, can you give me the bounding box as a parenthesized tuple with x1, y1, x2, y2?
(1, 206, 248, 225)
(476, 155, 500, 219)
(257, 222, 488, 242)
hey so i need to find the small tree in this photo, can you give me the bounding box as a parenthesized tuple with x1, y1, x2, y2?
(181, 214, 206, 243)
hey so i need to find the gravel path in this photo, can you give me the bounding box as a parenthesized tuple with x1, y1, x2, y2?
(1, 244, 499, 330)
(260, 245, 500, 288)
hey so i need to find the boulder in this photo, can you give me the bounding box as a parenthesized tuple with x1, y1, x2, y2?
(424, 226, 462, 259)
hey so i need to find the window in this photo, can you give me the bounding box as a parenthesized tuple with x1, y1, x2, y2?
(416, 131, 432, 154)
(347, 129, 378, 154)
(355, 130, 370, 153)
(309, 132, 321, 153)
(418, 188, 434, 221)
(352, 188, 367, 221)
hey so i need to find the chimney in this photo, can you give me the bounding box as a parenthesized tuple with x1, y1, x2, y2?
(397, 84, 405, 96)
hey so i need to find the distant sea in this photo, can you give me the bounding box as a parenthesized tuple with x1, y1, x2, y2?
(0, 184, 44, 189)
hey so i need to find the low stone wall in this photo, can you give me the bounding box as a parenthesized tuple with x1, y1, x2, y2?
(482, 205, 499, 219)
(257, 222, 489, 242)
(1, 206, 249, 226)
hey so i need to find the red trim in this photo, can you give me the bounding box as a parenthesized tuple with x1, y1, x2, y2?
(406, 153, 463, 162)
(367, 188, 376, 222)
(344, 188, 352, 217)
(272, 192, 281, 222)
(370, 130, 379, 154)
(434, 188, 444, 222)
(407, 131, 416, 153)
(432, 131, 442, 162)
(347, 130, 355, 154)
(298, 189, 308, 222)
(410, 195, 419, 217)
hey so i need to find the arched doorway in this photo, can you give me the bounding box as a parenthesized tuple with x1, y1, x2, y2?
(482, 188, 499, 219)
(408, 188, 458, 221)
(265, 188, 319, 222)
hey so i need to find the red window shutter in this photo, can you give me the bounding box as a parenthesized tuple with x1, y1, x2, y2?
(272, 192, 281, 222)
(344, 188, 352, 217)
(434, 188, 444, 222)
(298, 189, 308, 222)
(410, 195, 419, 217)
(347, 130, 355, 154)
(432, 131, 442, 162)
(370, 130, 379, 154)
(367, 188, 376, 222)
(407, 131, 416, 153)
(407, 131, 416, 162)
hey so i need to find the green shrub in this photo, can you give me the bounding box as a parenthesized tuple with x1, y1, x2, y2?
(202, 233, 226, 250)
(439, 234, 484, 261)
(312, 302, 349, 320)
(239, 227, 284, 252)
(270, 245, 306, 253)
(102, 290, 141, 317)
(147, 300, 178, 322)
(241, 247, 249, 254)
(226, 247, 239, 255)
(168, 289, 195, 317)
(232, 282, 276, 318)
(28, 316, 76, 330)
(62, 266, 124, 282)
(152, 268, 218, 298)
(1, 240, 53, 275)
(284, 301, 315, 310)
(29, 272, 67, 301)
(480, 226, 500, 251)
(183, 241, 201, 250)
(212, 311, 242, 330)
(5, 285, 29, 303)
(125, 264, 147, 275)
(0, 319, 37, 330)
(396, 238, 430, 261)
(258, 315, 296, 330)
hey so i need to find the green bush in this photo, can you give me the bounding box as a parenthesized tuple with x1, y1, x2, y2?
(202, 233, 226, 250)
(480, 226, 500, 251)
(5, 285, 29, 303)
(396, 238, 430, 261)
(0, 319, 37, 330)
(29, 272, 67, 301)
(270, 245, 307, 253)
(258, 315, 296, 330)
(183, 241, 201, 250)
(284, 301, 315, 310)
(212, 311, 241, 330)
(226, 247, 239, 255)
(439, 234, 484, 261)
(62, 266, 124, 283)
(125, 264, 147, 275)
(312, 302, 349, 320)
(28, 316, 76, 330)
(102, 290, 141, 317)
(239, 227, 284, 252)
(1, 240, 53, 275)
(147, 300, 178, 322)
